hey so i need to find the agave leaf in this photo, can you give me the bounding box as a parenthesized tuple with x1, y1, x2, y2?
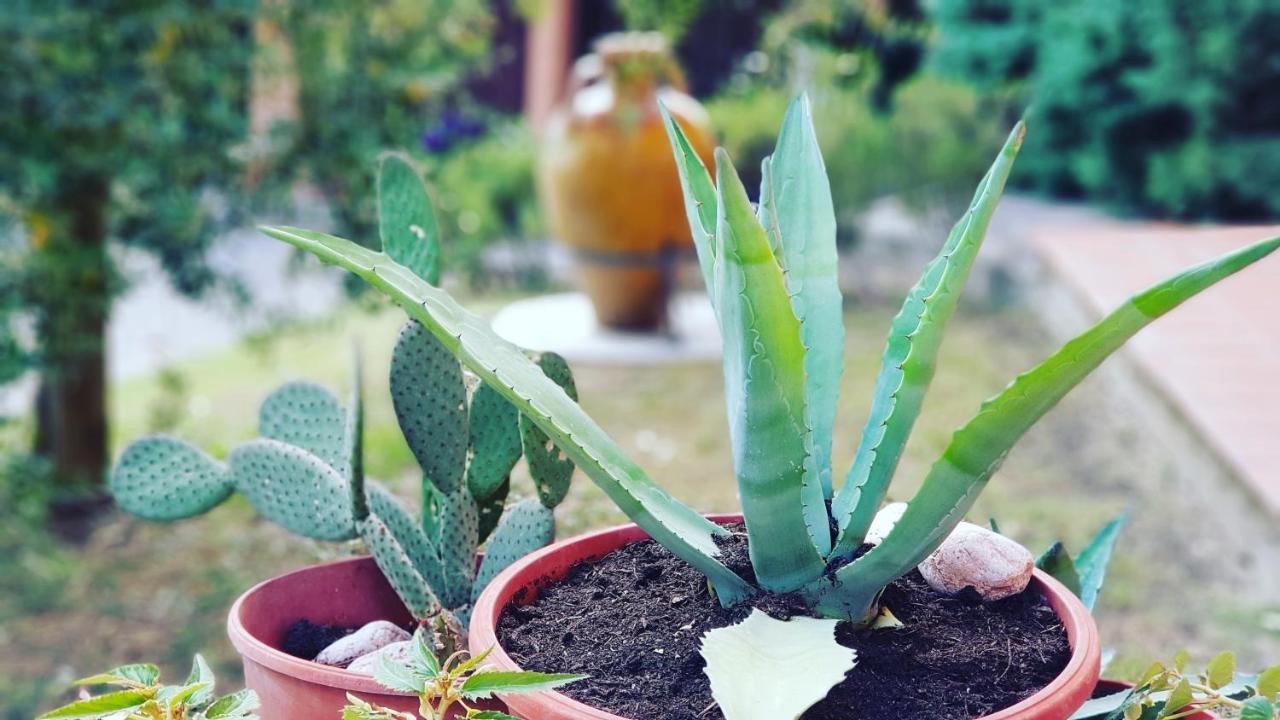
(378, 152, 439, 285)
(831, 121, 1025, 557)
(348, 346, 367, 520)
(812, 234, 1280, 619)
(1075, 511, 1129, 611)
(712, 147, 826, 592)
(759, 94, 844, 530)
(659, 103, 717, 299)
(700, 609, 855, 720)
(1035, 542, 1083, 597)
(261, 225, 753, 604)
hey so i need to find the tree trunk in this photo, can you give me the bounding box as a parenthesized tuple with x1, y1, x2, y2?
(32, 178, 112, 529)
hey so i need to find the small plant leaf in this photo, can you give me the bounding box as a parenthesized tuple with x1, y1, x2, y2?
(459, 670, 586, 700)
(230, 438, 356, 541)
(472, 499, 554, 605)
(467, 712, 523, 720)
(373, 651, 424, 694)
(37, 690, 152, 719)
(203, 689, 260, 719)
(184, 654, 215, 708)
(1174, 650, 1190, 673)
(76, 663, 160, 688)
(391, 320, 468, 495)
(1257, 665, 1280, 701)
(378, 152, 440, 285)
(408, 628, 440, 679)
(258, 381, 349, 473)
(1160, 678, 1193, 717)
(1206, 651, 1236, 690)
(110, 436, 233, 521)
(165, 682, 212, 712)
(700, 609, 856, 720)
(1240, 697, 1276, 720)
(1035, 542, 1083, 598)
(1067, 688, 1132, 719)
(1075, 511, 1130, 610)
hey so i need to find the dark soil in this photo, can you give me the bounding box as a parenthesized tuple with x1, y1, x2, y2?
(497, 526, 1070, 720)
(281, 619, 355, 660)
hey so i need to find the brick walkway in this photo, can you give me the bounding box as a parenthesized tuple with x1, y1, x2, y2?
(1034, 223, 1280, 516)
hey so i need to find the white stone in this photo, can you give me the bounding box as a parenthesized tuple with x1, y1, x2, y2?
(864, 502, 908, 545)
(346, 639, 413, 674)
(918, 522, 1034, 601)
(314, 620, 410, 667)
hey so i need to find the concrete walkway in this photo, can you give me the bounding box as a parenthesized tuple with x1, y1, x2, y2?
(1033, 222, 1280, 516)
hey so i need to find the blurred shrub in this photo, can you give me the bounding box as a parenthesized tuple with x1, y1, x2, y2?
(708, 75, 1005, 244)
(933, 0, 1280, 220)
(416, 121, 545, 289)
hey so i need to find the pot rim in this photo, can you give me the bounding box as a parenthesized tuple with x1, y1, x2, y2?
(226, 554, 414, 696)
(469, 513, 1102, 720)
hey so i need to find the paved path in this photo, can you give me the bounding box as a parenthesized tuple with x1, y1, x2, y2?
(1033, 222, 1280, 516)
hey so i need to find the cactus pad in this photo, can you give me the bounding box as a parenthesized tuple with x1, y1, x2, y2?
(359, 514, 438, 619)
(465, 381, 523, 502)
(258, 381, 350, 473)
(434, 487, 479, 609)
(229, 439, 357, 541)
(391, 320, 467, 495)
(347, 353, 367, 520)
(378, 153, 440, 286)
(475, 476, 511, 544)
(471, 498, 554, 605)
(110, 436, 234, 521)
(521, 352, 578, 509)
(365, 480, 447, 594)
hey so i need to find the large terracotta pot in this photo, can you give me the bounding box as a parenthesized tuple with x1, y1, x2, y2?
(471, 515, 1102, 720)
(538, 32, 716, 330)
(228, 555, 502, 719)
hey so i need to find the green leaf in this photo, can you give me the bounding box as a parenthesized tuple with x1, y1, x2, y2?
(230, 438, 357, 541)
(1160, 679, 1193, 717)
(1206, 651, 1236, 689)
(521, 352, 578, 510)
(261, 225, 753, 604)
(408, 627, 441, 679)
(185, 654, 215, 708)
(165, 682, 212, 712)
(813, 232, 1280, 620)
(1174, 650, 1190, 673)
(1035, 542, 1083, 597)
(758, 94, 845, 534)
(659, 102, 717, 300)
(436, 486, 480, 609)
(700, 609, 856, 720)
(459, 670, 586, 700)
(1068, 689, 1133, 719)
(110, 436, 234, 521)
(203, 689, 260, 719)
(831, 121, 1025, 557)
(711, 146, 827, 592)
(1257, 665, 1280, 701)
(1240, 697, 1276, 720)
(472, 499, 554, 605)
(359, 514, 439, 619)
(378, 152, 440, 285)
(76, 663, 160, 688)
(365, 481, 448, 599)
(37, 690, 151, 719)
(258, 381, 349, 473)
(349, 346, 368, 521)
(466, 381, 523, 504)
(467, 712, 523, 720)
(373, 649, 425, 695)
(1075, 511, 1130, 610)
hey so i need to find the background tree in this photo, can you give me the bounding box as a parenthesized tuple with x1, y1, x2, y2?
(932, 0, 1280, 219)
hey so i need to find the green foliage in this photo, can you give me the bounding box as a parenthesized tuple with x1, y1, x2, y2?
(342, 629, 583, 720)
(36, 654, 258, 720)
(1071, 652, 1280, 719)
(614, 0, 704, 43)
(270, 97, 1280, 634)
(1035, 512, 1129, 611)
(933, 0, 1280, 219)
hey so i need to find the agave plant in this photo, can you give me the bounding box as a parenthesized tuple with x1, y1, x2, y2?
(111, 155, 577, 638)
(263, 96, 1279, 631)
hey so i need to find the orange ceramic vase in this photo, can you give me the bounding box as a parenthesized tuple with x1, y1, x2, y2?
(538, 33, 715, 330)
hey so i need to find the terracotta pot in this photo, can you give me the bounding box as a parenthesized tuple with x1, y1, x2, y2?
(1093, 680, 1216, 719)
(537, 32, 716, 330)
(228, 555, 501, 719)
(471, 515, 1102, 720)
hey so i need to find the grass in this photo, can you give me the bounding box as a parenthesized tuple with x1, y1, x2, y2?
(4, 295, 1278, 719)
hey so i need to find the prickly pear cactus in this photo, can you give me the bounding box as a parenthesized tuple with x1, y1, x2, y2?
(391, 321, 468, 495)
(471, 498, 555, 605)
(522, 352, 579, 509)
(259, 381, 350, 473)
(229, 438, 357, 541)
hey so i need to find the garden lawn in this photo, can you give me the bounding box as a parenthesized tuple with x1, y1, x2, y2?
(3, 298, 1276, 719)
